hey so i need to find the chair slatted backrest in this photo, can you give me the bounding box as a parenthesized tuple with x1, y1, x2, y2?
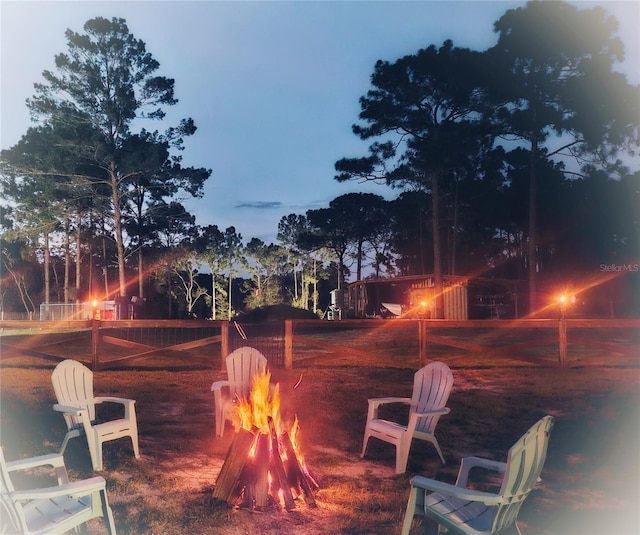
(226, 347, 267, 400)
(52, 360, 97, 423)
(492, 415, 554, 533)
(411, 362, 454, 435)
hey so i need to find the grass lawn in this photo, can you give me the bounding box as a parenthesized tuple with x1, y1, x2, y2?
(1, 358, 639, 534)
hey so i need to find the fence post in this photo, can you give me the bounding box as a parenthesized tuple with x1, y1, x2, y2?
(558, 318, 567, 368)
(418, 320, 427, 367)
(91, 319, 100, 370)
(284, 320, 293, 369)
(221, 322, 229, 370)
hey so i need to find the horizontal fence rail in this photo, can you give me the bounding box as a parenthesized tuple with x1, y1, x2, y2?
(1, 318, 638, 370)
(284, 318, 640, 369)
(0, 320, 231, 370)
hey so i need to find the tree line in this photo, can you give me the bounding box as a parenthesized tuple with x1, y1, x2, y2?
(1, 2, 638, 320)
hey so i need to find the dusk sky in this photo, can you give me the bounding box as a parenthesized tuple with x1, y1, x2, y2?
(2, 1, 639, 245)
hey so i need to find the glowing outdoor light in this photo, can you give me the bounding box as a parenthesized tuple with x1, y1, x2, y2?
(557, 292, 576, 318)
(92, 298, 102, 320)
(558, 293, 576, 306)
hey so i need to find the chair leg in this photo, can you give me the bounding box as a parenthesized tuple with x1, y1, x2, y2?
(99, 488, 118, 535)
(396, 437, 410, 474)
(360, 430, 371, 458)
(130, 432, 140, 459)
(88, 435, 103, 471)
(94, 448, 103, 472)
(431, 436, 446, 465)
(401, 486, 418, 535)
(129, 418, 140, 459)
(215, 408, 225, 438)
(59, 432, 72, 455)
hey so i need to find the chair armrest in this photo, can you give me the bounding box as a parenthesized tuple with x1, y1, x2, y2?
(413, 407, 450, 417)
(456, 456, 507, 488)
(52, 404, 94, 437)
(211, 380, 230, 416)
(11, 476, 107, 502)
(410, 475, 503, 506)
(368, 397, 411, 409)
(366, 397, 411, 422)
(6, 453, 70, 485)
(211, 380, 230, 392)
(94, 396, 137, 420)
(5, 453, 65, 472)
(94, 396, 136, 405)
(53, 403, 87, 415)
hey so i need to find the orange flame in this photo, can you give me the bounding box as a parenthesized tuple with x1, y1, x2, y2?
(227, 370, 317, 509)
(232, 371, 307, 464)
(233, 371, 282, 436)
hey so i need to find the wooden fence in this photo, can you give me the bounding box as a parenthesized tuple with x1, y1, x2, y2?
(0, 320, 230, 370)
(1, 318, 638, 370)
(284, 318, 640, 369)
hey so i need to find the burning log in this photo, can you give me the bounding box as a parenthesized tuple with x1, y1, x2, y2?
(212, 427, 255, 504)
(213, 419, 318, 511)
(269, 417, 296, 511)
(282, 431, 318, 507)
(251, 433, 270, 509)
(213, 371, 319, 511)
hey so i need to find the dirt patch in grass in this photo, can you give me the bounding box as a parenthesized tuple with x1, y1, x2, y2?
(1, 358, 639, 534)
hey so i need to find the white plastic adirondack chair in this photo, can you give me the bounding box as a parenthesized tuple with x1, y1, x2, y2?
(401, 415, 554, 535)
(211, 346, 267, 437)
(361, 361, 453, 474)
(0, 447, 117, 534)
(51, 359, 140, 471)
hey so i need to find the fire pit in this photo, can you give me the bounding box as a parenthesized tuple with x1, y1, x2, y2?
(213, 371, 319, 511)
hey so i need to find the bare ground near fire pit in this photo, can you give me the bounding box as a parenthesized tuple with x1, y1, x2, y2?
(1, 349, 639, 534)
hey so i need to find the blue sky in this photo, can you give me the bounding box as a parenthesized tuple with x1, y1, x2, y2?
(2, 1, 638, 245)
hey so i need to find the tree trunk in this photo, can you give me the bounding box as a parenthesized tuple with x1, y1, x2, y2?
(109, 162, 127, 297)
(89, 238, 93, 298)
(356, 240, 363, 282)
(44, 232, 50, 304)
(450, 177, 459, 276)
(64, 215, 70, 303)
(313, 258, 318, 314)
(88, 212, 94, 298)
(301, 266, 310, 311)
(75, 210, 81, 300)
(102, 235, 109, 300)
(432, 171, 444, 319)
(337, 255, 344, 291)
(138, 247, 144, 298)
(419, 206, 426, 274)
(528, 137, 538, 315)
(167, 271, 172, 318)
(228, 268, 233, 320)
(211, 272, 216, 320)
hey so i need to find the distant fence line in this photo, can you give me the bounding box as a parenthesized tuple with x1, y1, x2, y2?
(0, 320, 230, 370)
(283, 318, 640, 369)
(1, 318, 638, 370)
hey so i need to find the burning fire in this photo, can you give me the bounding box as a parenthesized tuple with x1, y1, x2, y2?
(233, 371, 282, 436)
(214, 370, 317, 511)
(233, 371, 307, 465)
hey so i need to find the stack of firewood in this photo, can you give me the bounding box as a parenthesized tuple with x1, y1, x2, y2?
(213, 417, 319, 511)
